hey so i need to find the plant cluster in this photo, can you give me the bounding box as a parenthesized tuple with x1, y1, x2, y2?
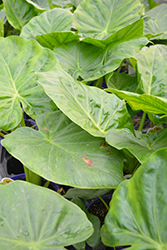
(0, 0, 167, 249)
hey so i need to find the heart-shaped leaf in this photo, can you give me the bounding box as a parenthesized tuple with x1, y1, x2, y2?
(0, 181, 93, 249)
(0, 36, 58, 131)
(3, 0, 38, 30)
(20, 8, 79, 49)
(101, 148, 167, 249)
(2, 111, 124, 189)
(144, 4, 167, 39)
(36, 69, 134, 137)
(54, 20, 148, 81)
(73, 0, 142, 43)
(107, 45, 167, 115)
(135, 45, 167, 97)
(106, 128, 167, 163)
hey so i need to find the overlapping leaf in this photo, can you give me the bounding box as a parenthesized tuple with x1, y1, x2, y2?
(36, 69, 134, 137)
(107, 45, 167, 115)
(2, 111, 124, 188)
(0, 181, 93, 249)
(3, 0, 38, 30)
(106, 128, 167, 163)
(54, 20, 148, 81)
(73, 0, 143, 44)
(101, 149, 167, 249)
(0, 36, 58, 131)
(106, 72, 138, 93)
(21, 8, 79, 49)
(144, 4, 167, 39)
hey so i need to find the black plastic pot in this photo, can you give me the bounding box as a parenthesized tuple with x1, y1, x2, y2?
(0, 119, 38, 178)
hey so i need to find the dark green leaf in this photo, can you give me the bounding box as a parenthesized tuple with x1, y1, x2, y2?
(101, 148, 167, 249)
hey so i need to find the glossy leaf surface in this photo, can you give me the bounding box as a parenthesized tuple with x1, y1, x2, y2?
(101, 149, 167, 249)
(0, 181, 93, 249)
(20, 8, 79, 49)
(0, 36, 58, 131)
(135, 45, 167, 97)
(73, 0, 142, 42)
(36, 69, 134, 137)
(108, 45, 167, 114)
(106, 128, 167, 163)
(144, 4, 167, 39)
(2, 111, 124, 188)
(3, 0, 37, 30)
(54, 21, 148, 80)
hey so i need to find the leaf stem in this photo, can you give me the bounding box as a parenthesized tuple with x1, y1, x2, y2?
(20, 113, 41, 186)
(0, 132, 4, 138)
(98, 196, 109, 211)
(138, 112, 146, 132)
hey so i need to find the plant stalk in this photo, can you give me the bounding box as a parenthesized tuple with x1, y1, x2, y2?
(138, 112, 146, 132)
(0, 132, 4, 138)
(98, 196, 110, 211)
(20, 113, 41, 186)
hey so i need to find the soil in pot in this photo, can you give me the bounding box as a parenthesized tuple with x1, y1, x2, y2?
(87, 195, 112, 227)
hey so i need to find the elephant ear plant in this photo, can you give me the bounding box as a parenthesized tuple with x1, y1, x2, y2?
(1, 0, 167, 249)
(0, 36, 94, 249)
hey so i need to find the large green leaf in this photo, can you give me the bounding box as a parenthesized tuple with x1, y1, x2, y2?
(107, 90, 167, 114)
(2, 111, 124, 189)
(54, 20, 148, 81)
(0, 36, 58, 131)
(107, 45, 167, 114)
(0, 181, 93, 249)
(144, 4, 167, 40)
(106, 128, 167, 163)
(3, 0, 38, 30)
(36, 69, 134, 137)
(53, 41, 105, 80)
(73, 0, 142, 43)
(101, 148, 167, 249)
(20, 8, 79, 49)
(135, 45, 167, 97)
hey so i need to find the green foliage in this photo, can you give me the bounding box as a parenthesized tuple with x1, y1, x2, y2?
(0, 0, 167, 248)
